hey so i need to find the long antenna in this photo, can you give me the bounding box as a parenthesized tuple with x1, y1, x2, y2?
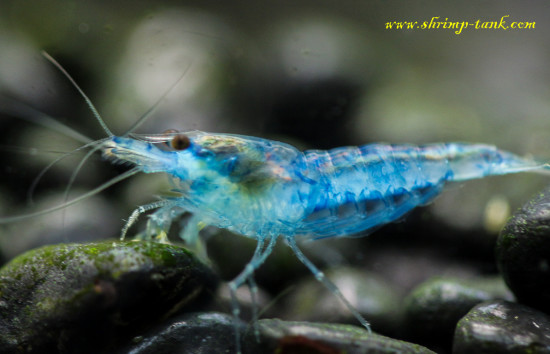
(0, 97, 93, 144)
(41, 51, 114, 137)
(0, 167, 139, 223)
(27, 139, 109, 204)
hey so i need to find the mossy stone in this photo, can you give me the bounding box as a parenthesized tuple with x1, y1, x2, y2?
(0, 241, 218, 353)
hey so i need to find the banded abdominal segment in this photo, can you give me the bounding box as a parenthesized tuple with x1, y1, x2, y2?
(295, 143, 544, 240)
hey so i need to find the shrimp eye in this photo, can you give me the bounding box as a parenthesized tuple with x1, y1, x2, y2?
(171, 134, 191, 150)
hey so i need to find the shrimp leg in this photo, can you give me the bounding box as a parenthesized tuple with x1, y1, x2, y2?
(229, 234, 279, 353)
(246, 274, 261, 342)
(285, 235, 372, 333)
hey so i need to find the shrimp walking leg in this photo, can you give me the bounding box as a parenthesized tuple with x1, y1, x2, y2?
(285, 235, 372, 333)
(229, 235, 279, 353)
(246, 275, 261, 342)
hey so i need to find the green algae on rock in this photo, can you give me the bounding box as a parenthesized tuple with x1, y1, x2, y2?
(497, 187, 550, 315)
(0, 241, 218, 353)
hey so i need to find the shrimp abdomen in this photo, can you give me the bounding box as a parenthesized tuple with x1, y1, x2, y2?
(296, 143, 543, 239)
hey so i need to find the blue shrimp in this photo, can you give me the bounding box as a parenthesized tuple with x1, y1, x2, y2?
(3, 53, 549, 353)
(106, 132, 548, 352)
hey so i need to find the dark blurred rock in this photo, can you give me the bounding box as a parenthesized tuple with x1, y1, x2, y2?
(123, 312, 244, 354)
(403, 276, 513, 352)
(0, 241, 218, 353)
(497, 186, 550, 314)
(453, 300, 550, 353)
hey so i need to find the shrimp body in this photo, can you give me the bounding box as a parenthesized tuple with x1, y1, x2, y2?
(105, 134, 545, 242)
(104, 131, 546, 354)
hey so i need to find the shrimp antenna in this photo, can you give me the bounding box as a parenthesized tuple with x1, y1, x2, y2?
(27, 138, 110, 204)
(41, 51, 114, 137)
(62, 143, 106, 210)
(0, 167, 140, 223)
(0, 96, 93, 144)
(121, 60, 193, 136)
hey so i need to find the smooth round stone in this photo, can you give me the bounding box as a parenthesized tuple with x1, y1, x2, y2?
(453, 300, 550, 353)
(0, 241, 218, 353)
(125, 312, 245, 354)
(404, 276, 513, 351)
(497, 187, 550, 314)
(243, 319, 435, 354)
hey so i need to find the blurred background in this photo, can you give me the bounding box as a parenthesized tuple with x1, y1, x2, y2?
(0, 0, 549, 347)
